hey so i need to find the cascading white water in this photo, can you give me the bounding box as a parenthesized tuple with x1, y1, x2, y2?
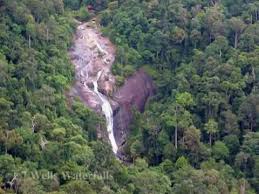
(71, 22, 118, 155)
(93, 71, 118, 154)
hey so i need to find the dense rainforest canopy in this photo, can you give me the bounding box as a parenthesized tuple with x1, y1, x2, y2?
(0, 0, 258, 194)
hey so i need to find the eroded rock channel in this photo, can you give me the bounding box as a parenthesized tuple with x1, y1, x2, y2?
(69, 19, 155, 158)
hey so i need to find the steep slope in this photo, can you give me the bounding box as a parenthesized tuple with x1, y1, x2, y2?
(69, 18, 155, 156)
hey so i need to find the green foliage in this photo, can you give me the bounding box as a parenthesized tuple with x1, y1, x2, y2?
(212, 141, 230, 161)
(100, 0, 259, 192)
(132, 169, 171, 194)
(0, 0, 259, 193)
(175, 156, 189, 169)
(75, 7, 90, 21)
(62, 180, 96, 194)
(204, 119, 219, 146)
(63, 0, 81, 10)
(175, 92, 194, 107)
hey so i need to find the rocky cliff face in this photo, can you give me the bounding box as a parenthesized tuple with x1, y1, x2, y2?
(69, 20, 155, 157)
(112, 69, 156, 151)
(68, 21, 116, 113)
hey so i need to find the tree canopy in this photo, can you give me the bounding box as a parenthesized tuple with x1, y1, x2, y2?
(0, 0, 258, 193)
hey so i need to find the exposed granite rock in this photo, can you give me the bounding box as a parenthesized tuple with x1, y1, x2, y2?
(69, 21, 116, 113)
(68, 20, 156, 158)
(112, 69, 156, 150)
(98, 73, 115, 96)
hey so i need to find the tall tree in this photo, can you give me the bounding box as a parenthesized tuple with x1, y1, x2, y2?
(204, 119, 219, 146)
(228, 17, 246, 48)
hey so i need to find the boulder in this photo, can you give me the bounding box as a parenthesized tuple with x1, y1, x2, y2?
(98, 73, 115, 96)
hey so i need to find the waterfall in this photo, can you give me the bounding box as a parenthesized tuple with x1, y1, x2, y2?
(93, 71, 118, 154)
(71, 22, 118, 155)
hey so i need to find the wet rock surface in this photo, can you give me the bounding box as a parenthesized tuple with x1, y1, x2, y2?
(69, 20, 116, 113)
